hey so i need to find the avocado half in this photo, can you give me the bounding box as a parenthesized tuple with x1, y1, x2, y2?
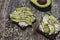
(30, 0, 52, 8)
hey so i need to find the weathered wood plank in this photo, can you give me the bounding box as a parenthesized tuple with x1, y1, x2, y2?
(0, 0, 60, 40)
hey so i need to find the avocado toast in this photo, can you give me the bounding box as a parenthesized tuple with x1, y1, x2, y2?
(10, 7, 35, 28)
(39, 14, 60, 35)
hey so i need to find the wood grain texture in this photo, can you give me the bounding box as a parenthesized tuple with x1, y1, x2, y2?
(0, 0, 60, 40)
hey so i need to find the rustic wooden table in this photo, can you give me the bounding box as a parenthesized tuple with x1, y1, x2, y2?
(0, 0, 60, 40)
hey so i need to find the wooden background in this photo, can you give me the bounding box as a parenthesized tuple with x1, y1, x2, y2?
(0, 0, 60, 40)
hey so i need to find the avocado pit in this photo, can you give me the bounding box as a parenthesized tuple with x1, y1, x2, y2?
(37, 0, 47, 5)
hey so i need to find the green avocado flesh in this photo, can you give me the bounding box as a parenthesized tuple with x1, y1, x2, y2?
(10, 7, 35, 25)
(40, 14, 60, 35)
(41, 21, 50, 34)
(30, 0, 51, 8)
